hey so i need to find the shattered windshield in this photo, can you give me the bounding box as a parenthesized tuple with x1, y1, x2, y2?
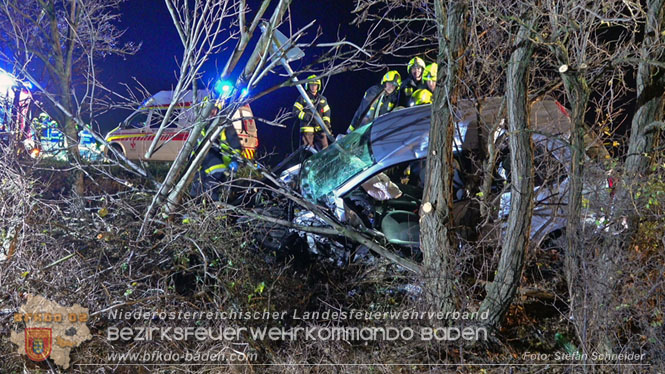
(301, 124, 375, 203)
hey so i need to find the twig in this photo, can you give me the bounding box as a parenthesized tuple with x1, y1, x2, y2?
(42, 252, 77, 270)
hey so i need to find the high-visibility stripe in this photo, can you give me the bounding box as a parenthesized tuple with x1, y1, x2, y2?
(298, 112, 306, 120)
(300, 126, 315, 133)
(322, 105, 330, 112)
(322, 116, 330, 122)
(205, 164, 227, 174)
(294, 102, 304, 110)
(106, 132, 189, 143)
(242, 149, 256, 160)
(106, 134, 147, 142)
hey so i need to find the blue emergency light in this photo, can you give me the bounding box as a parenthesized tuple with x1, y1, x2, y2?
(214, 80, 233, 95)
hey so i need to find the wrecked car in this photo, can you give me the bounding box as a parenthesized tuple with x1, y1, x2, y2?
(288, 97, 609, 250)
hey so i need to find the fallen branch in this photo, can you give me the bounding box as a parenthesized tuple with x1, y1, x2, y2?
(231, 172, 422, 274)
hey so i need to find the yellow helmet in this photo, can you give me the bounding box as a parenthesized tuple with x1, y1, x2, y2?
(423, 63, 438, 81)
(407, 57, 426, 74)
(411, 89, 432, 106)
(305, 74, 321, 91)
(381, 70, 402, 89)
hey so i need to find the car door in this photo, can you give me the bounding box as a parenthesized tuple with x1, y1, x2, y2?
(107, 110, 150, 160)
(142, 108, 188, 161)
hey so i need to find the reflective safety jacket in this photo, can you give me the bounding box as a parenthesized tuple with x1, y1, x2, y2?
(32, 113, 58, 133)
(348, 85, 399, 132)
(399, 76, 427, 107)
(292, 92, 331, 134)
(199, 124, 243, 177)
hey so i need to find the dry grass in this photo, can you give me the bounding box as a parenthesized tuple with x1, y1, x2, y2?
(0, 150, 663, 374)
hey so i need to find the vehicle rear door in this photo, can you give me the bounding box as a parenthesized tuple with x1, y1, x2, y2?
(233, 105, 258, 160)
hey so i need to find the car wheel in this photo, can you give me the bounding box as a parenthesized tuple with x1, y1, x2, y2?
(107, 143, 125, 162)
(538, 229, 567, 253)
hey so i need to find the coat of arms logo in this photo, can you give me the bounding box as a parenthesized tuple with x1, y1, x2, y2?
(25, 328, 52, 362)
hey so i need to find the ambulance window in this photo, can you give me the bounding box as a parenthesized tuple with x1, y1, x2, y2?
(178, 108, 198, 126)
(125, 112, 148, 128)
(150, 109, 181, 129)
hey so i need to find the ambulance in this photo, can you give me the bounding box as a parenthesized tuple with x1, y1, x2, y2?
(104, 90, 258, 161)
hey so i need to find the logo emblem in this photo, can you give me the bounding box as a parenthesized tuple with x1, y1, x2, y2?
(25, 328, 52, 362)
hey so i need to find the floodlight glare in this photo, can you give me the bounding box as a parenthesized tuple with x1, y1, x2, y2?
(0, 71, 16, 92)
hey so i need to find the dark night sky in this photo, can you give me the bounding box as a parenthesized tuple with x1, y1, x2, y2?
(100, 0, 383, 161)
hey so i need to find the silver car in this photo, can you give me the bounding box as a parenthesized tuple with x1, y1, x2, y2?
(295, 97, 607, 249)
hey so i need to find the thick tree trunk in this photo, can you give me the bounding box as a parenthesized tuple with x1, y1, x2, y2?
(421, 0, 466, 313)
(625, 0, 665, 176)
(592, 0, 665, 355)
(552, 53, 596, 355)
(479, 19, 536, 328)
(561, 76, 588, 302)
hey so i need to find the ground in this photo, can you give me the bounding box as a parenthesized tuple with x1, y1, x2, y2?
(0, 157, 661, 373)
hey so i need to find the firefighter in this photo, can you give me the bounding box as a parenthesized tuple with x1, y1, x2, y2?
(78, 126, 102, 160)
(292, 75, 331, 151)
(399, 57, 427, 107)
(348, 70, 401, 133)
(423, 63, 437, 92)
(32, 112, 64, 157)
(408, 63, 437, 106)
(409, 89, 433, 106)
(190, 104, 244, 201)
(32, 112, 57, 133)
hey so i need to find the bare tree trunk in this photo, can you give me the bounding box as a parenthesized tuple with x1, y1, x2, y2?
(625, 0, 665, 177)
(561, 72, 588, 319)
(479, 100, 505, 219)
(550, 54, 595, 355)
(421, 0, 466, 314)
(159, 0, 292, 214)
(592, 0, 665, 355)
(142, 0, 291, 222)
(222, 0, 271, 77)
(479, 18, 536, 328)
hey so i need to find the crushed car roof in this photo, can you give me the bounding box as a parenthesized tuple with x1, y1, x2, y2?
(369, 96, 573, 168)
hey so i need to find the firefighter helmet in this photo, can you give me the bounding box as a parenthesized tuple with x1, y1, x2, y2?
(411, 89, 432, 106)
(381, 70, 402, 89)
(423, 63, 438, 81)
(304, 75, 321, 91)
(407, 57, 426, 74)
